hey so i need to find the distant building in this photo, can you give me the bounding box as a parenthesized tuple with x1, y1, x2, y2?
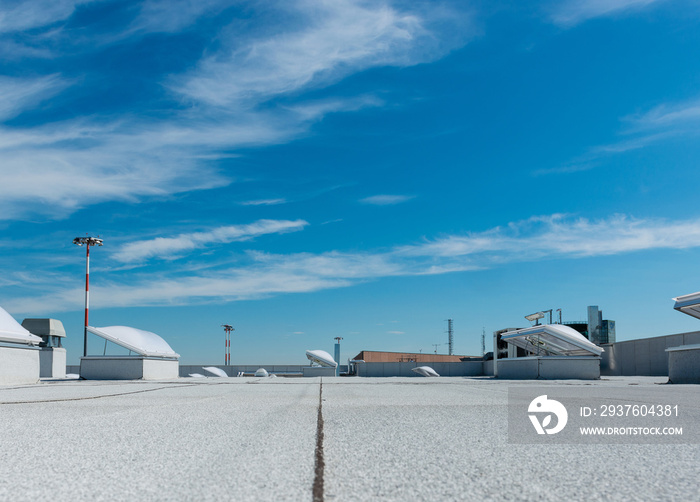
(352, 350, 476, 363)
(563, 306, 616, 344)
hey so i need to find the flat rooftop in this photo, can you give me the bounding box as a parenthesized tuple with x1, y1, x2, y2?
(1, 377, 698, 501)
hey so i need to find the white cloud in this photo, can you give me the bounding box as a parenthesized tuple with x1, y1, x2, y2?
(0, 74, 68, 121)
(239, 198, 288, 206)
(0, 2, 473, 220)
(112, 219, 309, 263)
(129, 0, 232, 34)
(540, 95, 700, 176)
(549, 0, 662, 27)
(0, 0, 95, 34)
(6, 213, 700, 314)
(623, 97, 700, 131)
(360, 194, 414, 205)
(171, 0, 471, 107)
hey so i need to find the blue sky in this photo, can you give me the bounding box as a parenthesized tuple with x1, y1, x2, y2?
(3, 0, 700, 365)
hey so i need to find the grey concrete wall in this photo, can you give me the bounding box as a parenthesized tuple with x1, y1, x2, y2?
(667, 345, 700, 384)
(496, 357, 600, 380)
(179, 365, 310, 377)
(81, 357, 178, 380)
(0, 345, 40, 384)
(601, 331, 700, 376)
(39, 347, 66, 378)
(355, 361, 484, 377)
(537, 357, 600, 380)
(302, 366, 335, 377)
(142, 359, 179, 380)
(497, 358, 539, 379)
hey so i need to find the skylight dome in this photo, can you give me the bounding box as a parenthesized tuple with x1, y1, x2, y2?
(87, 326, 179, 359)
(0, 306, 41, 346)
(500, 324, 604, 356)
(306, 349, 337, 367)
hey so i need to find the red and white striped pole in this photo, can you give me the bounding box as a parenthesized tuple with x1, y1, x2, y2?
(84, 243, 90, 357)
(74, 236, 103, 358)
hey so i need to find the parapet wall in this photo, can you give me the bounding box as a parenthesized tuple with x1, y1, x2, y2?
(601, 331, 700, 376)
(356, 361, 484, 377)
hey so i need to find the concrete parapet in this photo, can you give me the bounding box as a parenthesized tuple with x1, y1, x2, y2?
(497, 356, 600, 380)
(355, 361, 484, 377)
(0, 345, 40, 384)
(80, 356, 178, 380)
(302, 366, 336, 377)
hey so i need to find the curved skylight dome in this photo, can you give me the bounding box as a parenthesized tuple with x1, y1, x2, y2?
(255, 368, 269, 377)
(306, 349, 337, 368)
(0, 306, 41, 346)
(412, 366, 440, 377)
(202, 366, 227, 377)
(87, 326, 179, 359)
(500, 324, 604, 356)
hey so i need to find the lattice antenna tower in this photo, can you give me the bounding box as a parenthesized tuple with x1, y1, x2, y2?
(481, 327, 486, 356)
(447, 319, 454, 356)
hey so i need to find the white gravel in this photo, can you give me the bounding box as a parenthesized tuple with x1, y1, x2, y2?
(0, 376, 697, 501)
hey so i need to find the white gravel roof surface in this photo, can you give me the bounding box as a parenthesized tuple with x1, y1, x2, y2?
(0, 376, 697, 501)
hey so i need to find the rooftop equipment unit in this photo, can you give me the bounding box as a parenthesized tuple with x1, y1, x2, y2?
(80, 325, 180, 380)
(500, 324, 604, 357)
(0, 306, 41, 384)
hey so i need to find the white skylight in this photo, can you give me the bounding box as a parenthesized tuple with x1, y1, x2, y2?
(500, 324, 604, 357)
(0, 306, 41, 346)
(87, 326, 179, 359)
(306, 349, 337, 367)
(673, 291, 700, 320)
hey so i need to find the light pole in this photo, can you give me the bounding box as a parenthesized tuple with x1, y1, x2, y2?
(73, 236, 103, 357)
(222, 324, 234, 365)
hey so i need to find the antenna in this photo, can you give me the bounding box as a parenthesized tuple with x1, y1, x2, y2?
(481, 327, 486, 356)
(432, 343, 441, 354)
(446, 319, 454, 356)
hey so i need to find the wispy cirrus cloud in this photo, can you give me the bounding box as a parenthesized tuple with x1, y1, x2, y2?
(360, 194, 415, 205)
(0, 0, 96, 34)
(238, 198, 288, 207)
(549, 0, 662, 27)
(6, 213, 700, 313)
(171, 0, 471, 107)
(0, 1, 473, 220)
(0, 74, 69, 121)
(112, 219, 309, 263)
(537, 94, 700, 176)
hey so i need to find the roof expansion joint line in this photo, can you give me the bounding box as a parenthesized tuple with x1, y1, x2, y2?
(313, 378, 325, 502)
(0, 383, 199, 405)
